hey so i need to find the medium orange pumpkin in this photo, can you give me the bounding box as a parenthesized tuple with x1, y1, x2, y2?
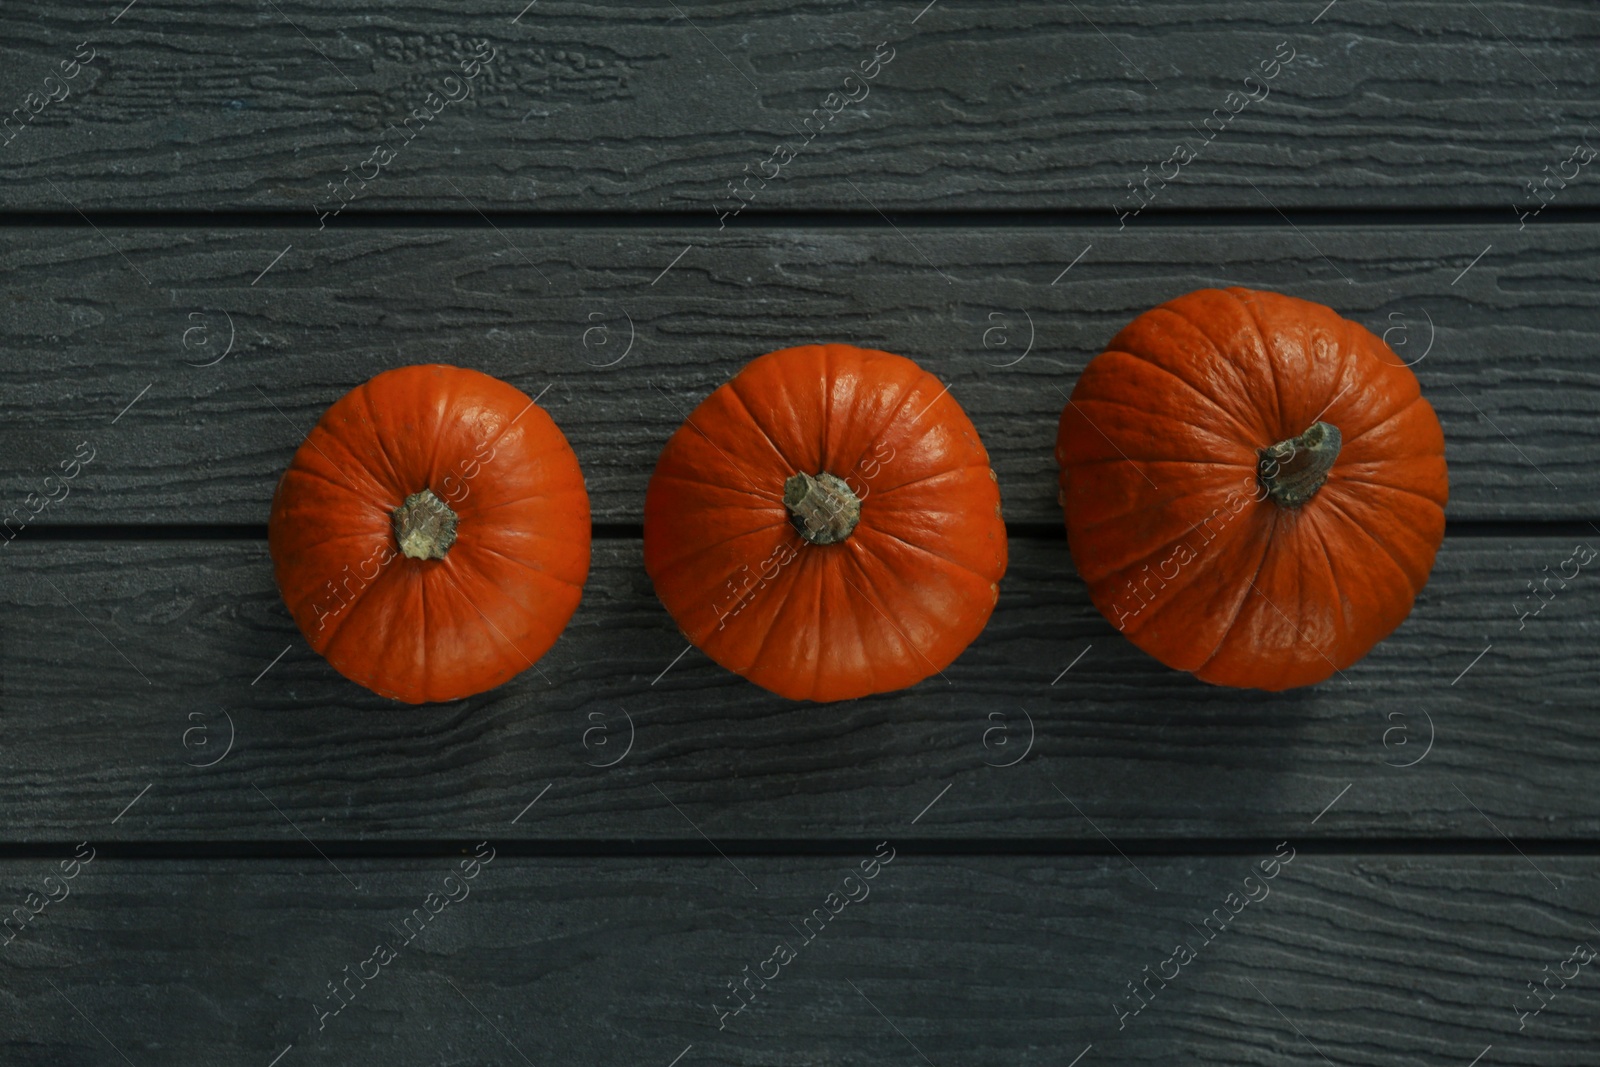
(268, 364, 590, 703)
(1056, 287, 1448, 690)
(644, 344, 1007, 702)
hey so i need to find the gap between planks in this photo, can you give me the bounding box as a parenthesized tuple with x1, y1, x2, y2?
(3, 206, 1600, 230)
(2, 838, 1600, 860)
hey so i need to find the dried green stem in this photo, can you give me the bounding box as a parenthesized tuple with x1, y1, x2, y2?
(784, 471, 861, 545)
(1258, 421, 1342, 508)
(392, 487, 459, 560)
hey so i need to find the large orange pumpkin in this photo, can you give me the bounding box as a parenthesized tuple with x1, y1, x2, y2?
(644, 344, 1007, 702)
(268, 364, 590, 703)
(1056, 288, 1448, 690)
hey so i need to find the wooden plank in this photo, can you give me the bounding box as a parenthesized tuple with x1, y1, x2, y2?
(0, 1, 1596, 211)
(1, 534, 1594, 842)
(1, 853, 1594, 1064)
(3, 224, 1596, 524)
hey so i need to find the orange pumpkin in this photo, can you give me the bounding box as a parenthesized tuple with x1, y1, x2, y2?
(268, 364, 590, 703)
(1056, 288, 1448, 690)
(644, 344, 1007, 702)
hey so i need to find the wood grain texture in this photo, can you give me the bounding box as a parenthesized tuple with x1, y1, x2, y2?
(2, 3, 1595, 1060)
(3, 224, 1596, 525)
(0, 1, 1596, 211)
(0, 854, 1594, 1065)
(1, 535, 1593, 842)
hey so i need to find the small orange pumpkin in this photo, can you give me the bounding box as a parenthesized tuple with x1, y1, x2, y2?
(268, 364, 590, 703)
(1056, 288, 1448, 690)
(644, 344, 1007, 702)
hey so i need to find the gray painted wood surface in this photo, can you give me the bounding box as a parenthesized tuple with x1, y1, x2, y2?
(0, 854, 1593, 1065)
(3, 224, 1595, 524)
(3, 1, 1598, 1063)
(0, 2, 1596, 211)
(1, 536, 1592, 842)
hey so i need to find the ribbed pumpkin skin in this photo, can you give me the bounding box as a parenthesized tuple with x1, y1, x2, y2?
(268, 364, 590, 704)
(644, 344, 1007, 702)
(1056, 288, 1448, 690)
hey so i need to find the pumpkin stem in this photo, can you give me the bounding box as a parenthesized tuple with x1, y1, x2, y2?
(393, 488, 459, 560)
(784, 471, 861, 545)
(1258, 421, 1342, 508)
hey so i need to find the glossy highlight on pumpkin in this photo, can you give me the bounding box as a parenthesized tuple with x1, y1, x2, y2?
(1056, 288, 1449, 690)
(268, 364, 590, 704)
(644, 344, 1007, 702)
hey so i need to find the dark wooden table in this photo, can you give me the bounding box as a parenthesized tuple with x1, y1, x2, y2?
(2, 2, 1597, 1064)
